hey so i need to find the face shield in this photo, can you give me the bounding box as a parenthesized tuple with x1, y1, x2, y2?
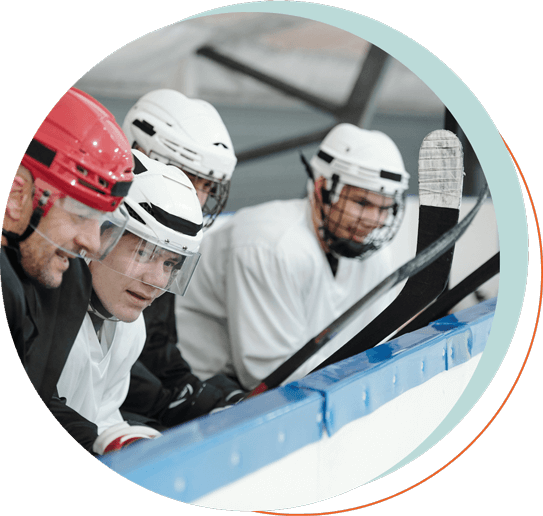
(184, 170, 230, 229)
(318, 180, 405, 260)
(94, 230, 201, 298)
(29, 195, 130, 261)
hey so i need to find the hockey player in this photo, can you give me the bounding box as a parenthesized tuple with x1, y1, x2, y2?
(57, 151, 204, 453)
(119, 90, 245, 429)
(176, 123, 411, 390)
(1, 87, 134, 450)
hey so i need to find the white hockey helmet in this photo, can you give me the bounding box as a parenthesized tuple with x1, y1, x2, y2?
(97, 150, 203, 297)
(122, 89, 237, 228)
(306, 124, 410, 260)
(309, 124, 409, 197)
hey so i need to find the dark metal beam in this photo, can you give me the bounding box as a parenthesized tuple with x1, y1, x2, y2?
(237, 126, 334, 163)
(197, 43, 390, 163)
(337, 44, 389, 125)
(196, 45, 339, 115)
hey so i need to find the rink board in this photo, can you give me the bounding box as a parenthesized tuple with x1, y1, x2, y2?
(99, 298, 496, 506)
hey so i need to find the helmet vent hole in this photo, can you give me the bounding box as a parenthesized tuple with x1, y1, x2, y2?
(140, 202, 153, 216)
(126, 204, 146, 225)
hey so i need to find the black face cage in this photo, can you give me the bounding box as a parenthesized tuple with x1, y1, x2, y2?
(318, 178, 406, 260)
(199, 179, 231, 229)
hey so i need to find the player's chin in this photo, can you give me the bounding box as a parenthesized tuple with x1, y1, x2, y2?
(112, 301, 145, 323)
(112, 306, 142, 323)
(335, 230, 368, 243)
(41, 257, 71, 288)
(331, 239, 366, 258)
(100, 286, 161, 322)
(39, 268, 65, 289)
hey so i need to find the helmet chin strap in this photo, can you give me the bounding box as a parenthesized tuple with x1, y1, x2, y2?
(87, 290, 122, 353)
(88, 289, 120, 323)
(2, 227, 34, 249)
(322, 228, 378, 259)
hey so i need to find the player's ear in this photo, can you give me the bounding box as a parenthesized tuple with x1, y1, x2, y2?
(313, 176, 326, 203)
(5, 174, 31, 221)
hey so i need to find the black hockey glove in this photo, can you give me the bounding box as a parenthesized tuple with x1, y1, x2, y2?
(160, 373, 247, 427)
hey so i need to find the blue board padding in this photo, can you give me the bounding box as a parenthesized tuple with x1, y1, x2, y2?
(99, 385, 324, 502)
(99, 298, 495, 501)
(432, 296, 496, 367)
(291, 298, 496, 436)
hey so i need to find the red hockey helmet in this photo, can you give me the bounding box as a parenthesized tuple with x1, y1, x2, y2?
(22, 87, 134, 215)
(13, 88, 135, 261)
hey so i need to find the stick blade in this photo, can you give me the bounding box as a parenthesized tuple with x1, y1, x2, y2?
(419, 129, 464, 209)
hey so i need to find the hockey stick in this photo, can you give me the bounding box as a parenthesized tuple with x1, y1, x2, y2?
(390, 251, 499, 339)
(311, 130, 472, 372)
(248, 130, 478, 397)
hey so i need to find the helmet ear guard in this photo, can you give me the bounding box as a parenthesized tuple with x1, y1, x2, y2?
(301, 151, 337, 204)
(320, 173, 340, 206)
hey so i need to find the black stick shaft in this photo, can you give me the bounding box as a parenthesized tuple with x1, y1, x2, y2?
(392, 252, 500, 339)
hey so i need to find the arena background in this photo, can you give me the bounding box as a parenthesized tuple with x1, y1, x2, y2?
(74, 13, 498, 308)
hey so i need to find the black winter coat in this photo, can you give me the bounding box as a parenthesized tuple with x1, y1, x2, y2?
(1, 245, 98, 452)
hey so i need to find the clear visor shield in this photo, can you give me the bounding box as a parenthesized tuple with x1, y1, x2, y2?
(30, 196, 130, 261)
(321, 182, 403, 259)
(95, 232, 201, 297)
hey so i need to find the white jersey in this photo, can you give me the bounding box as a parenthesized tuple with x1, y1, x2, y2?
(57, 313, 146, 434)
(176, 198, 402, 390)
